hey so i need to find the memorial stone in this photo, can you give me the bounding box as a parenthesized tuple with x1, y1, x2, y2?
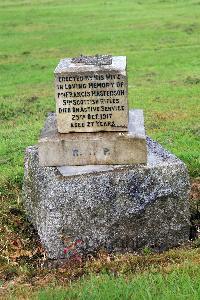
(39, 54, 147, 166)
(23, 54, 190, 260)
(55, 55, 128, 133)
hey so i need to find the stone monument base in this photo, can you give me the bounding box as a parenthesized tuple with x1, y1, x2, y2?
(38, 109, 147, 167)
(23, 138, 190, 259)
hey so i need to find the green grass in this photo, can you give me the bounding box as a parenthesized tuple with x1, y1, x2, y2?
(3, 259, 200, 300)
(0, 0, 200, 299)
(35, 267, 200, 300)
(2, 248, 200, 299)
(0, 0, 200, 196)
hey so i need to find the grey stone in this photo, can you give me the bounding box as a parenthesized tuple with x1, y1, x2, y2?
(23, 138, 190, 259)
(38, 109, 147, 166)
(54, 56, 128, 133)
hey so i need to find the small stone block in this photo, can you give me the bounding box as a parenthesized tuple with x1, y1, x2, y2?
(38, 109, 147, 166)
(54, 56, 128, 133)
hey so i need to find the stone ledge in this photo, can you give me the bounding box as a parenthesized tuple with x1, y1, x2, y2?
(38, 109, 147, 166)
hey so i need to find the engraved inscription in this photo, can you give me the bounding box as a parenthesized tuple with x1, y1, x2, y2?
(55, 72, 128, 132)
(72, 149, 79, 157)
(103, 148, 110, 155)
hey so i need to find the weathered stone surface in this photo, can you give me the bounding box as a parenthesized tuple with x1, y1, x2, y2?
(38, 109, 147, 166)
(23, 138, 190, 259)
(54, 56, 128, 133)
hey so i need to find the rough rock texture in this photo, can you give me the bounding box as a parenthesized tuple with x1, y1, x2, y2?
(38, 110, 147, 166)
(23, 138, 190, 259)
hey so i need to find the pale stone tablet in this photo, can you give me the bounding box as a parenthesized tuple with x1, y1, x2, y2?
(38, 110, 147, 166)
(54, 56, 128, 133)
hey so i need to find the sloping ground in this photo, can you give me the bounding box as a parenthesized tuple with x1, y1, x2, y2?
(1, 246, 200, 299)
(24, 267, 200, 300)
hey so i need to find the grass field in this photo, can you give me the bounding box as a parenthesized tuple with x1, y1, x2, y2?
(0, 0, 200, 299)
(28, 267, 200, 300)
(1, 248, 200, 299)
